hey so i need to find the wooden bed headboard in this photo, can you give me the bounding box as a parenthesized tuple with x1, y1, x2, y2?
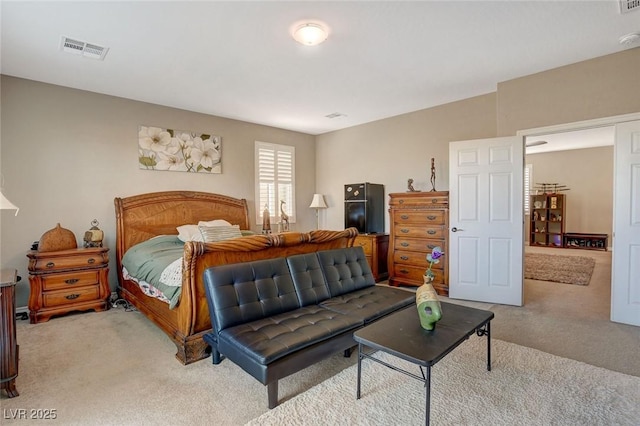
(114, 191, 250, 267)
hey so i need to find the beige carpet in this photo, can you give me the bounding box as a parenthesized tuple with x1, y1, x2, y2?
(524, 252, 595, 285)
(247, 338, 640, 426)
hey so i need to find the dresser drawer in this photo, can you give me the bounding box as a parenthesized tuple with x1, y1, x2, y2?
(389, 195, 448, 208)
(393, 250, 444, 270)
(41, 270, 100, 291)
(353, 236, 373, 255)
(395, 237, 443, 253)
(394, 224, 446, 239)
(42, 285, 100, 308)
(393, 210, 445, 225)
(30, 251, 108, 272)
(392, 264, 444, 284)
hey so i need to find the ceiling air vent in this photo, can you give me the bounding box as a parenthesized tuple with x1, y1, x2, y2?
(619, 0, 640, 13)
(60, 36, 109, 60)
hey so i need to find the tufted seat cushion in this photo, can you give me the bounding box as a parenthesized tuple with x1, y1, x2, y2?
(320, 286, 415, 323)
(218, 305, 362, 365)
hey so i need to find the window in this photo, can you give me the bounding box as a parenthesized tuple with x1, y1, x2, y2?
(524, 163, 533, 215)
(255, 141, 296, 224)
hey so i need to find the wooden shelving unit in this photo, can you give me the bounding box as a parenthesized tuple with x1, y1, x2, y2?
(529, 193, 565, 248)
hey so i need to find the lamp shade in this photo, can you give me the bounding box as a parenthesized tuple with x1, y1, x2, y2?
(0, 191, 19, 216)
(309, 194, 327, 209)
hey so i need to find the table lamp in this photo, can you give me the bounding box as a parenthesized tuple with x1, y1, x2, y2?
(309, 194, 327, 229)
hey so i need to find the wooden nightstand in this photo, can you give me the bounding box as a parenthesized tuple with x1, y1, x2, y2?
(354, 233, 389, 282)
(1, 269, 20, 397)
(27, 247, 110, 324)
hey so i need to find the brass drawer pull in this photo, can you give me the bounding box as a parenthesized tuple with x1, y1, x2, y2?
(427, 215, 436, 220)
(65, 294, 80, 300)
(400, 256, 409, 260)
(432, 199, 438, 203)
(427, 244, 436, 250)
(427, 230, 436, 235)
(401, 229, 409, 233)
(46, 262, 55, 269)
(401, 242, 409, 247)
(65, 278, 79, 285)
(399, 200, 404, 204)
(399, 269, 409, 274)
(400, 215, 409, 220)
(87, 258, 95, 264)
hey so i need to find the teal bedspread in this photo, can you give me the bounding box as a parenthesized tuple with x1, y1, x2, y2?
(121, 235, 184, 308)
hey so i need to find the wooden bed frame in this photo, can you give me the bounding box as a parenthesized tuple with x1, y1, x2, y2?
(114, 191, 357, 364)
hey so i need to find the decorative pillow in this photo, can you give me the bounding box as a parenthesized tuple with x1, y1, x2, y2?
(198, 219, 232, 227)
(199, 225, 243, 242)
(176, 225, 204, 242)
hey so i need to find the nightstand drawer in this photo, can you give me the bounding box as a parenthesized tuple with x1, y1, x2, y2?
(42, 270, 100, 291)
(43, 286, 100, 308)
(30, 251, 108, 272)
(354, 236, 373, 255)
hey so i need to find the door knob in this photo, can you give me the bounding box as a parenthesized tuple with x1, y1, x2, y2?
(451, 227, 463, 232)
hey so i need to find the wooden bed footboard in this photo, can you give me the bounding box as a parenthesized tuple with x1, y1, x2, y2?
(115, 191, 357, 364)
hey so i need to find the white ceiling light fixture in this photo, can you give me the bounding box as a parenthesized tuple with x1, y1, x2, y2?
(525, 140, 548, 148)
(293, 23, 328, 46)
(619, 31, 640, 45)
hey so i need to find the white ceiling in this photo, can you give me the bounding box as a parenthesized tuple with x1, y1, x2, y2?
(525, 126, 615, 154)
(1, 1, 638, 136)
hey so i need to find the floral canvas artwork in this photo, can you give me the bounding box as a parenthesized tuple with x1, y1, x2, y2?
(138, 126, 222, 173)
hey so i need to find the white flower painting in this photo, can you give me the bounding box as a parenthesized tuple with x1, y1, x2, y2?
(138, 126, 222, 173)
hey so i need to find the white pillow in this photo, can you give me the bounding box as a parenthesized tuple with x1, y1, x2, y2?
(198, 219, 232, 227)
(176, 225, 204, 242)
(199, 225, 243, 242)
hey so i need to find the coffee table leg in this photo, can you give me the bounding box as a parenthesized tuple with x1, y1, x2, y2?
(425, 365, 431, 426)
(357, 342, 362, 399)
(487, 321, 492, 372)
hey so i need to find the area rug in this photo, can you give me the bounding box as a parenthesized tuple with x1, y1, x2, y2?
(524, 253, 595, 285)
(246, 338, 639, 426)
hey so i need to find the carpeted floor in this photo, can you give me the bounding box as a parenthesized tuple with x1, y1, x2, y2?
(524, 252, 595, 285)
(246, 338, 640, 426)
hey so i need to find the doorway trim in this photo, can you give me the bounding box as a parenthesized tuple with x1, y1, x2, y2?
(516, 111, 640, 324)
(516, 112, 640, 140)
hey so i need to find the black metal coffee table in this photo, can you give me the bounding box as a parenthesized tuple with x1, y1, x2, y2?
(354, 302, 494, 426)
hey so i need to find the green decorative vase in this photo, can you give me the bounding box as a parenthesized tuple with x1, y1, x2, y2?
(416, 276, 442, 331)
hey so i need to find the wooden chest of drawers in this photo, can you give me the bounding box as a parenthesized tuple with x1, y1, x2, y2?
(353, 233, 389, 282)
(27, 247, 110, 324)
(388, 191, 449, 295)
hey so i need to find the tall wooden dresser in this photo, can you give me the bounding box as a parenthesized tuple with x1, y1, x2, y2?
(388, 191, 449, 295)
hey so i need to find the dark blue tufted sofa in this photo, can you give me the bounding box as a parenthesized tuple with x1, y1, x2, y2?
(203, 246, 415, 408)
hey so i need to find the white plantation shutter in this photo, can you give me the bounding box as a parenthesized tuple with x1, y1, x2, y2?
(524, 164, 532, 215)
(255, 141, 296, 224)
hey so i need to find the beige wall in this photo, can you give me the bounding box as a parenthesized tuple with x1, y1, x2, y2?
(2, 48, 638, 309)
(317, 48, 639, 231)
(497, 48, 640, 136)
(525, 146, 614, 243)
(0, 76, 316, 307)
(316, 93, 497, 230)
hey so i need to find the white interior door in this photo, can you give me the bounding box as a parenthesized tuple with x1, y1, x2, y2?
(611, 120, 640, 326)
(449, 136, 523, 306)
